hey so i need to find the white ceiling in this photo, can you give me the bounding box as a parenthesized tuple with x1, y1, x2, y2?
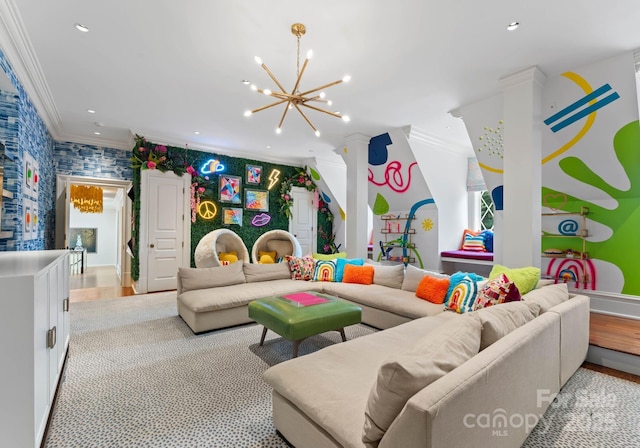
(3, 0, 640, 164)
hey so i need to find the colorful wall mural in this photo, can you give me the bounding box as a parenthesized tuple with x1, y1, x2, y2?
(367, 128, 438, 269)
(459, 50, 640, 296)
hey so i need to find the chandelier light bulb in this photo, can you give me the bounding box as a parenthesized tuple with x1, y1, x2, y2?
(306, 49, 313, 59)
(319, 92, 326, 99)
(327, 100, 333, 106)
(342, 75, 351, 83)
(263, 89, 272, 96)
(315, 130, 321, 137)
(250, 84, 257, 91)
(276, 127, 282, 134)
(244, 110, 252, 117)
(342, 115, 351, 122)
(288, 104, 293, 109)
(254, 56, 262, 65)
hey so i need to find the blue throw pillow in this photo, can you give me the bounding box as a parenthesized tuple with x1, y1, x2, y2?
(480, 230, 494, 252)
(335, 258, 365, 282)
(444, 271, 484, 306)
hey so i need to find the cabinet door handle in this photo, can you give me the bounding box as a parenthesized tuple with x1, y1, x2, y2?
(47, 326, 57, 349)
(149, 243, 155, 248)
(63, 297, 69, 312)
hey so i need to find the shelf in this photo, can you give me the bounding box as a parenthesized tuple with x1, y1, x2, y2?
(381, 229, 415, 234)
(542, 233, 589, 238)
(541, 253, 588, 260)
(1, 189, 12, 199)
(542, 206, 589, 217)
(380, 215, 414, 221)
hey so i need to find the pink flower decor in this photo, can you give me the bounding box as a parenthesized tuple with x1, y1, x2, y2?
(204, 176, 209, 181)
(197, 187, 205, 193)
(139, 146, 146, 152)
(284, 194, 290, 201)
(146, 161, 156, 169)
(155, 145, 168, 153)
(186, 166, 196, 175)
(160, 156, 166, 162)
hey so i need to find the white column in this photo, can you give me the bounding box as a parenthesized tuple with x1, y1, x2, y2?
(499, 67, 546, 268)
(341, 133, 370, 259)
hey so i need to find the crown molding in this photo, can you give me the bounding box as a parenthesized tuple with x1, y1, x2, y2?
(409, 126, 472, 156)
(634, 48, 640, 72)
(55, 131, 133, 151)
(139, 133, 304, 167)
(0, 0, 64, 139)
(499, 66, 547, 90)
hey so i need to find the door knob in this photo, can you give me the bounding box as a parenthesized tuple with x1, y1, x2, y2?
(150, 243, 155, 248)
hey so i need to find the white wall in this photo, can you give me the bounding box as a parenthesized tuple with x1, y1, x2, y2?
(69, 205, 117, 266)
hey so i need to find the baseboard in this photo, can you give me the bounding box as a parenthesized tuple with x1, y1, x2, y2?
(584, 290, 640, 320)
(587, 345, 640, 376)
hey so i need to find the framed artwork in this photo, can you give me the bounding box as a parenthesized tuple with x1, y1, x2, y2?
(23, 199, 32, 239)
(219, 175, 242, 204)
(69, 227, 98, 253)
(246, 164, 262, 184)
(222, 207, 243, 226)
(245, 189, 269, 211)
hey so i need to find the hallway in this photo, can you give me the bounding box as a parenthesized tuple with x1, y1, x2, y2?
(69, 265, 135, 302)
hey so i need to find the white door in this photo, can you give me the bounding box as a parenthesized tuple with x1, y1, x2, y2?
(289, 187, 317, 255)
(146, 172, 187, 292)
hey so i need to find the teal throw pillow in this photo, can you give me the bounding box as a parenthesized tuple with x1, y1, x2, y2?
(335, 258, 365, 282)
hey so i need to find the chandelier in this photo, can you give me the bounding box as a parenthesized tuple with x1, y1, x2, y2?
(70, 184, 103, 213)
(244, 23, 351, 137)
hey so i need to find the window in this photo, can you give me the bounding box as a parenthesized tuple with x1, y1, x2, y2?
(480, 190, 494, 230)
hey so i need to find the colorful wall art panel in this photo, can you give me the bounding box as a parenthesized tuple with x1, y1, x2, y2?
(246, 165, 262, 184)
(245, 189, 268, 211)
(222, 207, 243, 226)
(219, 175, 241, 204)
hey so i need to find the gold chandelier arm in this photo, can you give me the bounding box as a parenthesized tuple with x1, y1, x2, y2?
(291, 57, 310, 96)
(299, 102, 342, 119)
(299, 79, 343, 97)
(259, 63, 289, 93)
(277, 101, 292, 129)
(251, 98, 289, 114)
(293, 103, 318, 133)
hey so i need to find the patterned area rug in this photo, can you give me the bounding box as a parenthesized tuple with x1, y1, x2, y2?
(45, 292, 640, 447)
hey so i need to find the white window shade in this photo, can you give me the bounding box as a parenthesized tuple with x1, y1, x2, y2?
(466, 157, 486, 192)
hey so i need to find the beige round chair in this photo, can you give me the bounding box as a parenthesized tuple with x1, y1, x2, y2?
(251, 229, 303, 263)
(194, 228, 250, 268)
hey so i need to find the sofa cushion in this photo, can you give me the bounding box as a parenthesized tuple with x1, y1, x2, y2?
(401, 264, 448, 292)
(178, 262, 246, 293)
(242, 262, 291, 283)
(285, 255, 315, 280)
(312, 260, 337, 282)
(415, 275, 450, 304)
(335, 258, 365, 282)
(362, 314, 482, 446)
(474, 301, 541, 350)
(258, 249, 277, 264)
(522, 283, 569, 312)
(489, 264, 541, 295)
(445, 275, 480, 313)
(372, 264, 404, 289)
(343, 265, 375, 285)
(461, 233, 486, 251)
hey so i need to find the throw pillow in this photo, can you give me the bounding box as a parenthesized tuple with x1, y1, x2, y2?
(401, 264, 449, 292)
(242, 262, 291, 283)
(312, 260, 337, 282)
(312, 251, 347, 260)
(178, 262, 246, 293)
(443, 271, 484, 306)
(258, 255, 275, 264)
(521, 283, 569, 312)
(342, 265, 374, 285)
(362, 315, 482, 446)
(445, 275, 479, 313)
(461, 234, 486, 252)
(415, 275, 451, 304)
(219, 252, 239, 264)
(489, 265, 541, 295)
(285, 254, 315, 281)
(480, 229, 494, 252)
(474, 301, 541, 350)
(335, 258, 365, 282)
(258, 249, 277, 261)
(472, 273, 521, 311)
(372, 264, 404, 289)
(459, 229, 481, 249)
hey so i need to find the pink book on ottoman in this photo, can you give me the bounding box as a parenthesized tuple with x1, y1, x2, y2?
(282, 292, 329, 306)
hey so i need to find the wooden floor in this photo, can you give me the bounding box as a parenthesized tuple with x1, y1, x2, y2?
(70, 267, 640, 382)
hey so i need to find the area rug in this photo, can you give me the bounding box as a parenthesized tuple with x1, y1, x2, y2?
(45, 292, 640, 447)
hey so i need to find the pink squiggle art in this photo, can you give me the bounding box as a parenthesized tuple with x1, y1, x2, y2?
(368, 161, 418, 193)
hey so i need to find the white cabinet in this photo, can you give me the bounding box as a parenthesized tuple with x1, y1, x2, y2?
(0, 250, 70, 448)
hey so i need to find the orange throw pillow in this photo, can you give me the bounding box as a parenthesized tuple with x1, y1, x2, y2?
(416, 275, 451, 304)
(342, 264, 374, 285)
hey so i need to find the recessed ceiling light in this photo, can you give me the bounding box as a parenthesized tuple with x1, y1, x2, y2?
(507, 21, 520, 31)
(266, 145, 271, 149)
(241, 80, 250, 85)
(74, 23, 90, 33)
(94, 122, 104, 127)
(94, 131, 101, 135)
(194, 131, 200, 135)
(87, 109, 95, 114)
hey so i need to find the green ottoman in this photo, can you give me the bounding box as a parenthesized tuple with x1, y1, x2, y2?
(248, 292, 362, 358)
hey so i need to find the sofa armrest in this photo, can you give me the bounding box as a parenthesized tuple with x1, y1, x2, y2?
(547, 294, 590, 386)
(380, 313, 561, 448)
